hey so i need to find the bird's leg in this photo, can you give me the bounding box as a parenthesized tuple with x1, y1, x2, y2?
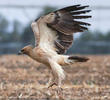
(48, 71, 64, 99)
(48, 82, 57, 88)
(46, 69, 54, 96)
(56, 77, 64, 99)
(48, 59, 65, 99)
(48, 74, 64, 99)
(46, 70, 58, 97)
(48, 70, 57, 89)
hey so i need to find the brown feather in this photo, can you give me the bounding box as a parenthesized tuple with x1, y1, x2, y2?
(57, 5, 81, 12)
(72, 15, 91, 19)
(57, 5, 89, 12)
(47, 24, 73, 54)
(71, 10, 91, 15)
(47, 5, 91, 35)
(46, 5, 91, 54)
(73, 20, 91, 26)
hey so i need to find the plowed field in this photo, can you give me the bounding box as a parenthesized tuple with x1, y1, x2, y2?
(0, 55, 110, 100)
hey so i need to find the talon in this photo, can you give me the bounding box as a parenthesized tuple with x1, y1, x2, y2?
(56, 87, 64, 99)
(57, 87, 63, 94)
(48, 82, 57, 88)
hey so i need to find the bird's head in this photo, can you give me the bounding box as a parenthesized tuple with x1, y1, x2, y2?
(18, 45, 33, 55)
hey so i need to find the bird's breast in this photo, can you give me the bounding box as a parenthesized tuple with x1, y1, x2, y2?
(32, 47, 51, 65)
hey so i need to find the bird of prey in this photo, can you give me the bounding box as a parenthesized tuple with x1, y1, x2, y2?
(18, 4, 91, 93)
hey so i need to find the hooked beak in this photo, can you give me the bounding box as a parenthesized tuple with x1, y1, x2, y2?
(18, 51, 23, 55)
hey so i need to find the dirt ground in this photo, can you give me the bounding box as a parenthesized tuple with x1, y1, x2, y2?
(0, 55, 110, 100)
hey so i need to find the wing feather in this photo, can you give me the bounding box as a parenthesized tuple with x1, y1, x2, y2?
(55, 32, 73, 54)
(58, 5, 89, 12)
(73, 20, 91, 26)
(34, 5, 91, 54)
(71, 10, 91, 15)
(47, 5, 91, 35)
(72, 15, 91, 19)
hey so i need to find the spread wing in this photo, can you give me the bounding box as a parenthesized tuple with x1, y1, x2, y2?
(32, 5, 91, 54)
(48, 5, 91, 35)
(47, 5, 91, 54)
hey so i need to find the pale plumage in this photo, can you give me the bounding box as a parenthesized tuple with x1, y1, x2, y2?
(18, 4, 91, 94)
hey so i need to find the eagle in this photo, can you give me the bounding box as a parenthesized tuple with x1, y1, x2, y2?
(18, 4, 91, 94)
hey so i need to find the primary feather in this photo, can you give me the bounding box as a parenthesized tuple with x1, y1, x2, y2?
(32, 5, 91, 54)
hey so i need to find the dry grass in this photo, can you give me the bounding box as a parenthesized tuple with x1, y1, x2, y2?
(0, 55, 110, 99)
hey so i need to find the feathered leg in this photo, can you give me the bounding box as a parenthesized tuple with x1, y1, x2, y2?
(48, 70, 57, 89)
(48, 59, 65, 98)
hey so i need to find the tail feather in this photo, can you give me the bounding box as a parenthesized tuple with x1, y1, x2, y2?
(68, 56, 89, 62)
(58, 55, 89, 65)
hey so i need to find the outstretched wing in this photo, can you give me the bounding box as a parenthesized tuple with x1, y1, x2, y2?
(48, 5, 91, 34)
(46, 5, 91, 54)
(33, 5, 91, 54)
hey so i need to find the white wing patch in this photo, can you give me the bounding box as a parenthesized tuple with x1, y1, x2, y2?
(31, 18, 58, 54)
(31, 22, 40, 46)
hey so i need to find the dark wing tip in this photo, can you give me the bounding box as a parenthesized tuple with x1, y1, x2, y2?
(54, 5, 90, 13)
(48, 4, 91, 34)
(72, 15, 92, 19)
(84, 5, 89, 8)
(74, 20, 91, 26)
(71, 5, 90, 11)
(54, 4, 81, 12)
(71, 10, 91, 15)
(88, 10, 92, 12)
(80, 5, 89, 9)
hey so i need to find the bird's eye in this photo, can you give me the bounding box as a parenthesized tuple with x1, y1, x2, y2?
(21, 49, 24, 52)
(51, 13, 54, 15)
